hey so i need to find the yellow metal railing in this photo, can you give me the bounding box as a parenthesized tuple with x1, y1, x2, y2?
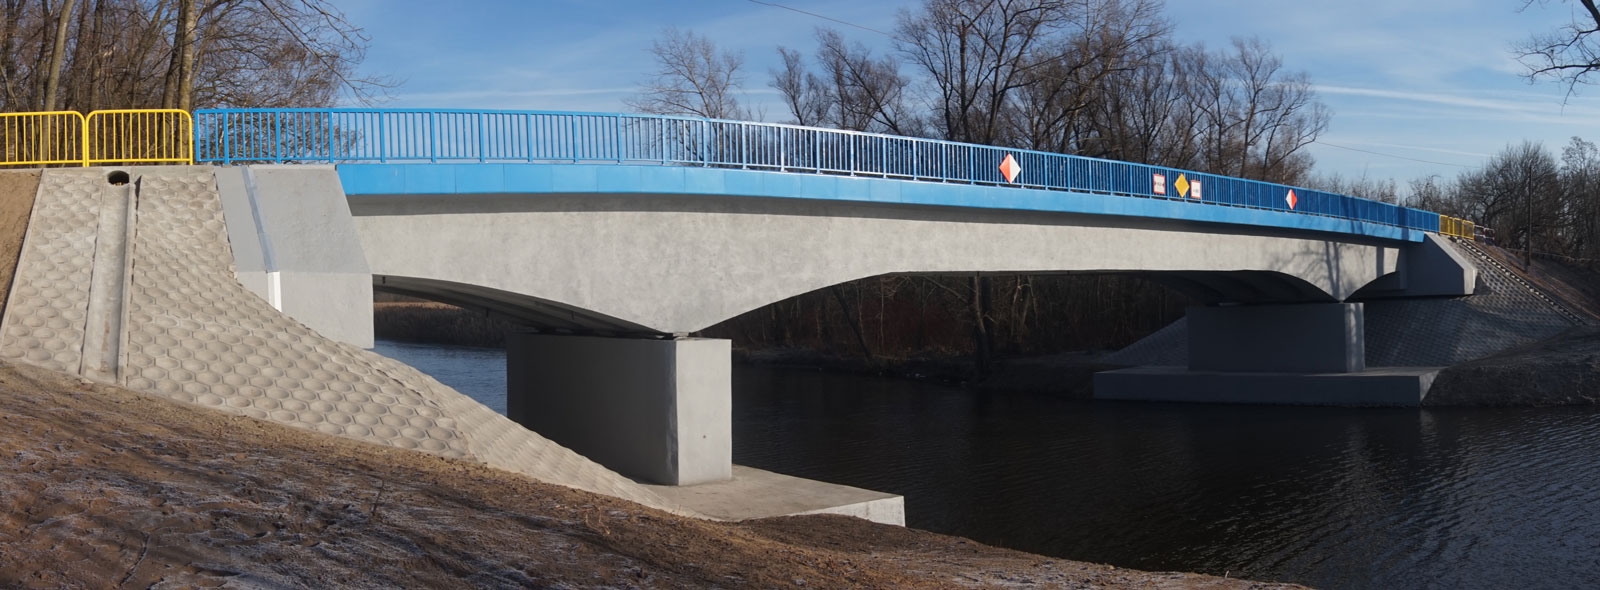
(1439, 215, 1476, 239)
(0, 111, 87, 167)
(85, 109, 194, 166)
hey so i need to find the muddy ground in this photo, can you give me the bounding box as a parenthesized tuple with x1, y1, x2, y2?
(0, 360, 1295, 589)
(0, 170, 38, 319)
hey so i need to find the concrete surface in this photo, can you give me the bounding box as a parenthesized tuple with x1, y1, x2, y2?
(646, 465, 905, 526)
(1188, 303, 1365, 373)
(79, 180, 134, 383)
(0, 167, 683, 514)
(1366, 233, 1478, 298)
(215, 166, 373, 348)
(507, 333, 732, 486)
(1094, 365, 1440, 406)
(350, 192, 1405, 335)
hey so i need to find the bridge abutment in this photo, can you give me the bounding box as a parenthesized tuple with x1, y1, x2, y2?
(506, 333, 733, 486)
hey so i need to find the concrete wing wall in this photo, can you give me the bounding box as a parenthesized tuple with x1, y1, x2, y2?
(350, 192, 1400, 335)
(216, 165, 374, 348)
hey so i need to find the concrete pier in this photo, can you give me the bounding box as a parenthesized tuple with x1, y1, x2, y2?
(506, 333, 733, 486)
(1188, 302, 1365, 373)
(1098, 302, 1440, 406)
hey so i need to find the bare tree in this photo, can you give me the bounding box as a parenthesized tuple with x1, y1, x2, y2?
(1008, 0, 1170, 153)
(1558, 136, 1600, 256)
(1180, 38, 1328, 184)
(1516, 0, 1600, 96)
(1454, 141, 1563, 264)
(771, 46, 827, 126)
(1, 0, 389, 113)
(626, 27, 746, 119)
(772, 28, 916, 133)
(896, 0, 1072, 144)
(814, 28, 915, 133)
(1306, 172, 1399, 204)
(41, 0, 76, 111)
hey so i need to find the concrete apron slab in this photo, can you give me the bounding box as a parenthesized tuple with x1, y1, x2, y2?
(645, 465, 905, 526)
(1093, 366, 1442, 406)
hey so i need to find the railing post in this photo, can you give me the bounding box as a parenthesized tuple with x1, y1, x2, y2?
(428, 111, 438, 164)
(327, 110, 337, 163)
(378, 112, 388, 163)
(850, 135, 857, 175)
(220, 113, 232, 165)
(661, 119, 668, 165)
(570, 115, 579, 163)
(615, 116, 624, 163)
(478, 111, 487, 163)
(525, 113, 535, 162)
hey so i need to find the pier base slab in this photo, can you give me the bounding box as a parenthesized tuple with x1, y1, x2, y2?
(1094, 365, 1441, 406)
(646, 465, 905, 526)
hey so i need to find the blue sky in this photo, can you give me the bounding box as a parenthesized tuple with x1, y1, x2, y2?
(337, 0, 1600, 190)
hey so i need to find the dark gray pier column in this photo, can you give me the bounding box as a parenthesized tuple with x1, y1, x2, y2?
(506, 333, 732, 485)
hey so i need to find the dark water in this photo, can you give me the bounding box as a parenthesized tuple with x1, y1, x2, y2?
(375, 339, 1600, 589)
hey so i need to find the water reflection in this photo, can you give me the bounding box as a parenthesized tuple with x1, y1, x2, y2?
(376, 340, 1600, 589)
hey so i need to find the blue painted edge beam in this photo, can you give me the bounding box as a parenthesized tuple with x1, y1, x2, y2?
(337, 163, 1424, 243)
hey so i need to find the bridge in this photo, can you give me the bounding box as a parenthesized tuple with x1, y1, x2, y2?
(0, 108, 1481, 493)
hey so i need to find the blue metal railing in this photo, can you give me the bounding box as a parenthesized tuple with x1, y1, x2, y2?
(192, 108, 1441, 233)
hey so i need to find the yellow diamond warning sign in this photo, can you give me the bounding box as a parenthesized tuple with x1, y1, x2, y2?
(1000, 154, 1022, 183)
(1174, 174, 1190, 198)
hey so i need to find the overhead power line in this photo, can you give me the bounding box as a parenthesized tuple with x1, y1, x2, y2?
(744, 0, 895, 37)
(1313, 140, 1475, 169)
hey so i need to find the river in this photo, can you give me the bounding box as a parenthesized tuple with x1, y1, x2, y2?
(374, 339, 1600, 589)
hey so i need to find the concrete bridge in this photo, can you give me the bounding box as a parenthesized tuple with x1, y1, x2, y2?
(172, 108, 1479, 490)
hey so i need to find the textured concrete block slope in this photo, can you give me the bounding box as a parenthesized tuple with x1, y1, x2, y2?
(0, 167, 677, 512)
(0, 171, 103, 372)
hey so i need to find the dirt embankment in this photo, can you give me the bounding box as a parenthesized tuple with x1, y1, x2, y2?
(0, 170, 39, 319)
(1426, 328, 1600, 406)
(0, 360, 1294, 589)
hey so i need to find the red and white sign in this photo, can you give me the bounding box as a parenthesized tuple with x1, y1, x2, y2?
(1153, 173, 1166, 196)
(1286, 189, 1298, 210)
(1190, 179, 1202, 200)
(999, 154, 1022, 183)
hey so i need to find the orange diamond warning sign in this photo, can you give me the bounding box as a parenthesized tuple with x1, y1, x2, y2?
(1286, 189, 1298, 210)
(999, 154, 1022, 183)
(1153, 173, 1166, 195)
(1174, 174, 1190, 198)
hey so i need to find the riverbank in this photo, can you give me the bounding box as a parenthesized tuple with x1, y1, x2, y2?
(1426, 327, 1600, 406)
(0, 359, 1293, 588)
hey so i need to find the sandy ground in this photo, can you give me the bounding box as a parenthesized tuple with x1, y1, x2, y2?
(0, 170, 39, 319)
(0, 360, 1296, 589)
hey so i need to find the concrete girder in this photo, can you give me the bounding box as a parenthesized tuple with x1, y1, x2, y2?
(350, 193, 1403, 335)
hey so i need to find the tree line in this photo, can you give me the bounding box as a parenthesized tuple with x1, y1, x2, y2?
(0, 0, 384, 114)
(632, 0, 1330, 188)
